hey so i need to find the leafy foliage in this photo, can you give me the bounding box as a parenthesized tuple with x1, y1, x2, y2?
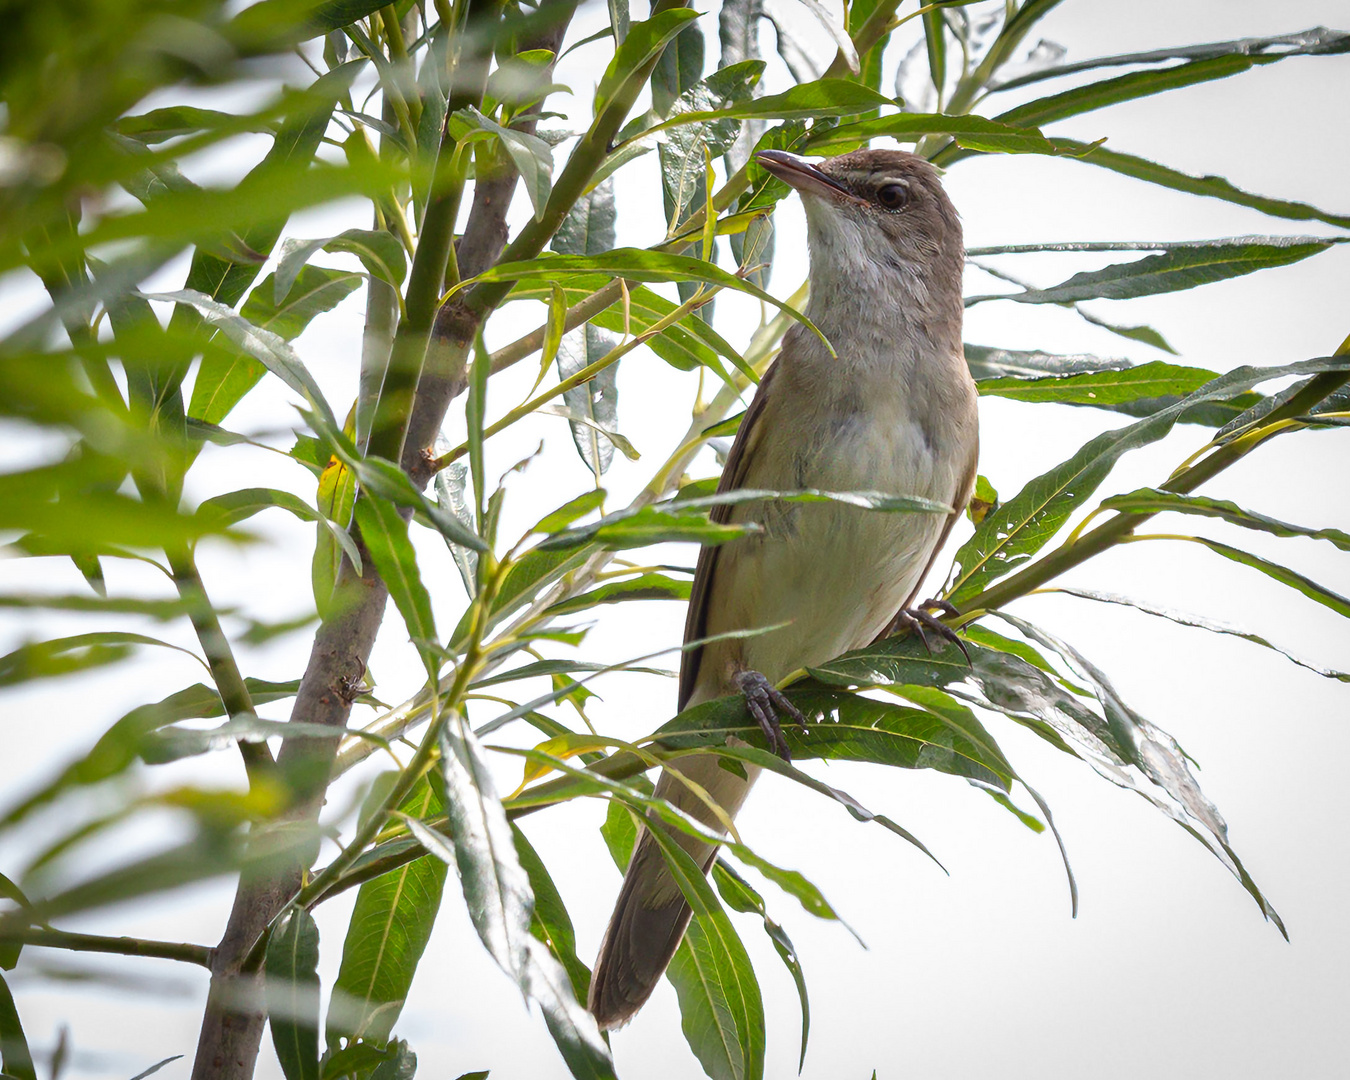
(1, 3, 1346, 1080)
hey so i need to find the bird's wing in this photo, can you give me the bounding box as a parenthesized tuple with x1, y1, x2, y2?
(677, 359, 781, 711)
(886, 452, 979, 632)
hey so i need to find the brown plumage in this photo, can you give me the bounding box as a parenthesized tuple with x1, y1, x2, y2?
(589, 149, 978, 1029)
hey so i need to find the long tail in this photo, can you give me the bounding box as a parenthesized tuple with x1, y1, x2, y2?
(589, 755, 758, 1029)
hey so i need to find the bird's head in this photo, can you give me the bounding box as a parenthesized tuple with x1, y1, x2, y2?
(755, 148, 963, 305)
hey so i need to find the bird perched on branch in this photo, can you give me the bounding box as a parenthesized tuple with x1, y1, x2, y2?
(589, 147, 979, 1028)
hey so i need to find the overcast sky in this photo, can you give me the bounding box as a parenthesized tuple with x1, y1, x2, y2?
(2, 1, 1348, 1078)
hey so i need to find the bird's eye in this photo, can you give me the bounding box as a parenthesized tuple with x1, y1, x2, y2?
(876, 183, 909, 210)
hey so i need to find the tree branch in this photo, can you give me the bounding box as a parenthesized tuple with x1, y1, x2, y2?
(190, 7, 579, 1079)
(3, 927, 213, 969)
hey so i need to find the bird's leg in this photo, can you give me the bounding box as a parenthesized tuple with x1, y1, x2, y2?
(733, 670, 807, 761)
(889, 598, 971, 665)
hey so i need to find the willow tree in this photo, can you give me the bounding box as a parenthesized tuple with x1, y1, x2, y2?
(0, 2, 1346, 1079)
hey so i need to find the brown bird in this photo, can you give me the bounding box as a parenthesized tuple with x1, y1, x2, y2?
(589, 148, 979, 1028)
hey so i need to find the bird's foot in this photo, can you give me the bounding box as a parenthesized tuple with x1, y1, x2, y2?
(890, 598, 971, 666)
(734, 670, 807, 761)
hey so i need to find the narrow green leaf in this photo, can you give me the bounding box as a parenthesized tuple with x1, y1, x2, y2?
(809, 112, 1070, 156)
(995, 54, 1267, 130)
(594, 9, 703, 116)
(974, 360, 1262, 424)
(652, 19, 706, 114)
(428, 716, 615, 1080)
(711, 860, 810, 1072)
(434, 464, 479, 598)
(647, 828, 765, 1080)
(266, 908, 322, 1080)
(0, 972, 36, 1080)
(200, 486, 361, 573)
(1102, 488, 1350, 550)
(971, 238, 1337, 306)
(472, 250, 819, 341)
(0, 632, 202, 688)
(328, 780, 447, 1047)
(946, 356, 1350, 604)
(513, 825, 591, 1002)
(534, 490, 608, 535)
(1170, 537, 1350, 618)
(546, 573, 692, 615)
(922, 9, 946, 95)
(353, 496, 438, 674)
(1057, 140, 1350, 229)
(1054, 587, 1350, 683)
(992, 613, 1285, 935)
(989, 26, 1350, 94)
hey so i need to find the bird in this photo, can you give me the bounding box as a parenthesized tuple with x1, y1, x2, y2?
(588, 147, 979, 1029)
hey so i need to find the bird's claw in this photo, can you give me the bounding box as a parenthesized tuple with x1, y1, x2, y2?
(734, 670, 807, 761)
(892, 598, 971, 666)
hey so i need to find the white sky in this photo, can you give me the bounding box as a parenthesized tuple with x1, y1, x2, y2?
(1, 1, 1348, 1078)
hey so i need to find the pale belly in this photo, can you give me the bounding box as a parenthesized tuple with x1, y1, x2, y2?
(692, 408, 958, 700)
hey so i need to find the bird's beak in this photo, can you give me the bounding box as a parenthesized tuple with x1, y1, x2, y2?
(755, 150, 853, 201)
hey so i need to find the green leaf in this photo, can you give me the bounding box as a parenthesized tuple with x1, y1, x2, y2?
(434, 464, 479, 599)
(457, 108, 553, 221)
(186, 265, 360, 425)
(1053, 587, 1350, 683)
(328, 780, 447, 1047)
(965, 343, 1133, 380)
(1056, 140, 1350, 229)
(595, 9, 703, 116)
(266, 908, 322, 1080)
(199, 486, 361, 574)
(146, 288, 338, 431)
(659, 61, 764, 227)
(546, 573, 692, 615)
(995, 54, 1269, 130)
(991, 613, 1285, 935)
(275, 229, 408, 300)
(946, 356, 1350, 604)
(426, 716, 615, 1080)
(1074, 308, 1178, 353)
(470, 250, 819, 341)
(652, 19, 706, 114)
(809, 112, 1072, 156)
(1169, 537, 1350, 618)
(661, 77, 889, 126)
(534, 490, 607, 535)
(536, 506, 755, 551)
(973, 238, 1338, 305)
(990, 26, 1350, 94)
(711, 860, 810, 1072)
(539, 486, 950, 551)
(922, 8, 946, 95)
(0, 632, 202, 689)
(0, 972, 35, 1080)
(647, 827, 765, 1080)
(552, 177, 617, 258)
(173, 58, 367, 311)
(557, 327, 622, 476)
(655, 687, 1012, 791)
(608, 0, 630, 46)
(513, 825, 591, 1002)
(974, 360, 1263, 424)
(353, 496, 438, 675)
(1101, 488, 1350, 551)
